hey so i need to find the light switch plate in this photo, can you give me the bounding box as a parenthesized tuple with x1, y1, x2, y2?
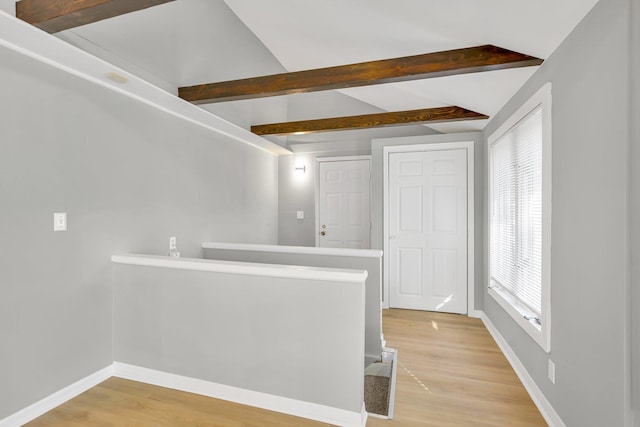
(296, 211, 304, 219)
(53, 212, 67, 231)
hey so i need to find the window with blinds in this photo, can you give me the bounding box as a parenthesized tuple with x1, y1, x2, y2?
(488, 83, 551, 352)
(490, 105, 542, 316)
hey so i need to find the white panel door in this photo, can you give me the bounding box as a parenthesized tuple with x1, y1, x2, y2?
(388, 149, 467, 313)
(318, 159, 370, 248)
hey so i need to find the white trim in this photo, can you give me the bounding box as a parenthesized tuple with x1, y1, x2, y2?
(360, 403, 369, 427)
(0, 364, 366, 427)
(0, 10, 289, 156)
(488, 286, 546, 347)
(489, 83, 552, 143)
(315, 156, 372, 248)
(112, 363, 366, 427)
(487, 82, 552, 352)
(0, 365, 113, 427)
(467, 309, 483, 319)
(202, 242, 382, 258)
(382, 141, 475, 314)
(480, 313, 566, 427)
(386, 347, 399, 420)
(111, 254, 368, 283)
(316, 154, 371, 163)
(317, 155, 373, 163)
(367, 413, 388, 420)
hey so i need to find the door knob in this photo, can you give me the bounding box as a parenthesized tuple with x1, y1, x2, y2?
(320, 231, 326, 236)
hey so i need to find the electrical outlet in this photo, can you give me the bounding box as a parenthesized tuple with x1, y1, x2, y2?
(169, 236, 177, 250)
(296, 211, 304, 219)
(53, 213, 67, 231)
(548, 359, 556, 384)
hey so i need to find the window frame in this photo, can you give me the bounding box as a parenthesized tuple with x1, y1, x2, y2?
(487, 83, 552, 353)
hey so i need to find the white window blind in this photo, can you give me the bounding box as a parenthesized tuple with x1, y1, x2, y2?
(490, 105, 543, 317)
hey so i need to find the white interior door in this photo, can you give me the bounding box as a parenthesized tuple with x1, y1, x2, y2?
(388, 149, 467, 313)
(318, 158, 370, 248)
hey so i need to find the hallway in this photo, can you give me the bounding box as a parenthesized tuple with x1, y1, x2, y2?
(368, 309, 546, 426)
(26, 309, 546, 426)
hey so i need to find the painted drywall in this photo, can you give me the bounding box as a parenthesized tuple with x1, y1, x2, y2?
(278, 151, 376, 247)
(202, 246, 382, 360)
(631, 0, 640, 424)
(0, 46, 278, 419)
(278, 142, 440, 247)
(482, 0, 631, 425)
(47, 1, 290, 139)
(370, 132, 485, 312)
(278, 154, 319, 247)
(57, 1, 286, 88)
(285, 90, 440, 146)
(277, 88, 441, 247)
(0, 0, 14, 14)
(113, 263, 365, 413)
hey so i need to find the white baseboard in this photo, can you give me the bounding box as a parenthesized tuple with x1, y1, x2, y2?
(1, 363, 365, 427)
(360, 403, 368, 427)
(0, 365, 113, 427)
(480, 312, 566, 427)
(112, 362, 366, 427)
(468, 309, 483, 319)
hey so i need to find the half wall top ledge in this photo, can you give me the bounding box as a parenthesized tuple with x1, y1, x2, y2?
(0, 9, 290, 156)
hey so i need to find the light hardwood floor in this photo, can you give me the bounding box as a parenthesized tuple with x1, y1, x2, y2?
(25, 377, 330, 427)
(367, 309, 547, 427)
(26, 309, 546, 426)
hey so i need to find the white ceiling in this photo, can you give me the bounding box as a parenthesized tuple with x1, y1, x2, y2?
(224, 0, 599, 134)
(21, 0, 599, 145)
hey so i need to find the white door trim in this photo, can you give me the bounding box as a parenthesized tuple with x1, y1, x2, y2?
(383, 142, 476, 315)
(315, 155, 372, 248)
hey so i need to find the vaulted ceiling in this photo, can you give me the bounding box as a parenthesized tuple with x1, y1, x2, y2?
(9, 0, 599, 151)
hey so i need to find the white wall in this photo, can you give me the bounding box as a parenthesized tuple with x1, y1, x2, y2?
(0, 45, 278, 419)
(278, 153, 321, 247)
(482, 0, 631, 425)
(277, 88, 441, 246)
(203, 245, 383, 360)
(5, 0, 292, 142)
(113, 261, 365, 414)
(0, 0, 14, 14)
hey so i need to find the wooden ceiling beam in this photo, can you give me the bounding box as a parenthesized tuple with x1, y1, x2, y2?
(16, 0, 175, 33)
(179, 45, 542, 104)
(250, 106, 488, 136)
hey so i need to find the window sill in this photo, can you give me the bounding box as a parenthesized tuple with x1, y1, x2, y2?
(488, 284, 550, 353)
